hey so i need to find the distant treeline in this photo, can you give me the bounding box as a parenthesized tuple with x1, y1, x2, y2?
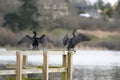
(0, 0, 120, 31)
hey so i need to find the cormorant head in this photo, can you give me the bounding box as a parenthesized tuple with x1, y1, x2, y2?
(33, 31, 37, 35)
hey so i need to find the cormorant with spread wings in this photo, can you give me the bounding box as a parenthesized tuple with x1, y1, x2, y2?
(17, 31, 53, 50)
(63, 29, 91, 51)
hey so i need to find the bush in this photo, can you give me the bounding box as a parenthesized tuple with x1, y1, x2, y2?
(48, 15, 120, 31)
(0, 28, 17, 46)
(96, 40, 120, 50)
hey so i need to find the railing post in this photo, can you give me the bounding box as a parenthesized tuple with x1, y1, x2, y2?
(23, 55, 27, 65)
(43, 51, 49, 80)
(16, 51, 23, 80)
(23, 55, 28, 78)
(62, 52, 68, 80)
(67, 51, 74, 80)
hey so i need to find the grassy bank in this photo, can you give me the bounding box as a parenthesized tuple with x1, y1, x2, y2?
(0, 28, 120, 50)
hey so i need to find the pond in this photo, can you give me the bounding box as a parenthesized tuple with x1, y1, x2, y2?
(0, 50, 120, 66)
(0, 50, 120, 80)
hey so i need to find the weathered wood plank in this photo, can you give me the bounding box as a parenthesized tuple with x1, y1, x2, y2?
(0, 51, 16, 55)
(0, 67, 67, 75)
(49, 67, 67, 73)
(23, 67, 67, 74)
(23, 55, 28, 78)
(67, 51, 74, 80)
(0, 51, 68, 55)
(23, 55, 28, 65)
(22, 68, 42, 74)
(16, 52, 23, 80)
(62, 55, 68, 80)
(43, 52, 48, 80)
(0, 70, 16, 75)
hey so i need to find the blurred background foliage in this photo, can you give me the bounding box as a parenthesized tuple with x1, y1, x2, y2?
(0, 0, 120, 50)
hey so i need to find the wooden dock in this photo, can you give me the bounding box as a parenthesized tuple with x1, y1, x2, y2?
(0, 51, 74, 80)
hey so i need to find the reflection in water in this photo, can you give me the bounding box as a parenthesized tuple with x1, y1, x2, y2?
(47, 65, 120, 80)
(73, 66, 120, 80)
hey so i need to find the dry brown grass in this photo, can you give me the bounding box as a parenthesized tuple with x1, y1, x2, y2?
(0, 28, 17, 46)
(75, 29, 120, 38)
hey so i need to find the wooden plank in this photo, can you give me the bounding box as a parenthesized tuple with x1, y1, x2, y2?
(23, 55, 28, 65)
(23, 67, 67, 74)
(43, 52, 49, 80)
(0, 67, 67, 75)
(16, 51, 23, 80)
(23, 55, 28, 78)
(0, 51, 43, 55)
(22, 51, 67, 55)
(47, 51, 68, 55)
(62, 55, 68, 80)
(0, 68, 66, 76)
(49, 67, 67, 73)
(0, 51, 16, 55)
(0, 51, 68, 55)
(22, 68, 42, 74)
(0, 70, 16, 75)
(22, 51, 43, 55)
(67, 51, 74, 80)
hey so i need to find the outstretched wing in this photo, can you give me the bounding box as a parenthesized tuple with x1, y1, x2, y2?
(72, 34, 91, 46)
(38, 34, 53, 45)
(17, 35, 32, 44)
(72, 35, 82, 46)
(63, 35, 69, 46)
(45, 36, 54, 43)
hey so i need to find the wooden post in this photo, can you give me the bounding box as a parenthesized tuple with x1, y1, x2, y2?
(23, 55, 27, 65)
(16, 51, 23, 80)
(43, 51, 49, 80)
(23, 55, 28, 78)
(67, 51, 73, 80)
(62, 53, 68, 80)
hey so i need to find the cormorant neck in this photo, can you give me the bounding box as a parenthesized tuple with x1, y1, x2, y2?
(73, 29, 76, 37)
(33, 32, 37, 38)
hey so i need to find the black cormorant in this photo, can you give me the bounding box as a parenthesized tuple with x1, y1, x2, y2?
(17, 31, 53, 50)
(63, 30, 91, 51)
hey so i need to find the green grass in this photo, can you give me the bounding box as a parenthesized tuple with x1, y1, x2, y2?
(103, 35, 120, 41)
(7, 77, 42, 80)
(7, 77, 16, 80)
(90, 35, 120, 43)
(51, 28, 70, 35)
(89, 35, 100, 42)
(23, 77, 42, 80)
(37, 66, 62, 68)
(7, 77, 52, 80)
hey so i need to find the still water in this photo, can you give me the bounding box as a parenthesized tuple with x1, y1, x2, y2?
(0, 50, 120, 80)
(0, 50, 120, 66)
(27, 50, 120, 66)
